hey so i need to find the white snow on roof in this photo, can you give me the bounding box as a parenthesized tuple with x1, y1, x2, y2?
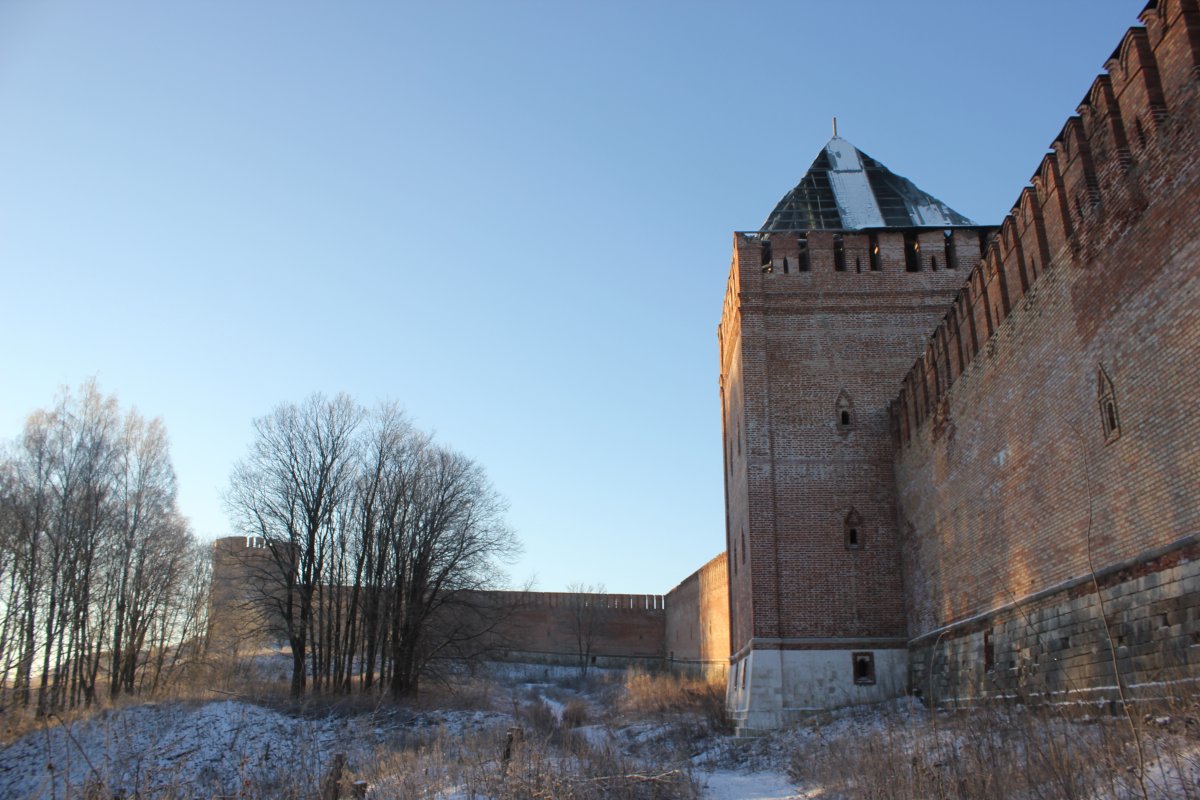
(823, 137, 885, 230)
(905, 198, 957, 227)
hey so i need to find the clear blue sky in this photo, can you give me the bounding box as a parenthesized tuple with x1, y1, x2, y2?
(0, 1, 1141, 593)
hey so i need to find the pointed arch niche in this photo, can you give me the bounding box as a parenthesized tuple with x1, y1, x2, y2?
(836, 390, 855, 436)
(1097, 365, 1121, 444)
(844, 508, 864, 550)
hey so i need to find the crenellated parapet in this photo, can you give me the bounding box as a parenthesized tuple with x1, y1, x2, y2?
(891, 0, 1200, 446)
(465, 589, 669, 665)
(476, 590, 664, 611)
(731, 228, 992, 282)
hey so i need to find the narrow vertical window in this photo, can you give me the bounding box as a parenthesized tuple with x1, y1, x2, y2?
(852, 652, 876, 685)
(984, 631, 995, 672)
(833, 235, 846, 272)
(1097, 365, 1121, 443)
(943, 229, 958, 269)
(904, 233, 921, 272)
(868, 234, 881, 271)
(835, 390, 854, 436)
(844, 508, 863, 550)
(798, 236, 810, 272)
(761, 240, 773, 274)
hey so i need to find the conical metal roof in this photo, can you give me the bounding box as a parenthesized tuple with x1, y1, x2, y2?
(761, 137, 975, 231)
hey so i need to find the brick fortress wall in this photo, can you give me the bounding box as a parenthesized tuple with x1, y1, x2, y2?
(478, 590, 667, 669)
(665, 553, 730, 679)
(718, 211, 998, 729)
(892, 0, 1200, 703)
(209, 536, 729, 674)
(208, 535, 282, 655)
(719, 228, 990, 656)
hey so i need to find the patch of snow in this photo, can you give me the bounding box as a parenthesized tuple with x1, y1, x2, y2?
(435, 788, 494, 800)
(701, 769, 802, 799)
(482, 661, 621, 683)
(573, 724, 612, 750)
(824, 138, 885, 230)
(0, 700, 341, 800)
(0, 700, 513, 800)
(907, 199, 958, 227)
(539, 694, 566, 723)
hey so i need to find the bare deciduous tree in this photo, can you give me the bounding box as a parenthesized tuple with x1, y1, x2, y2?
(226, 393, 363, 699)
(567, 582, 607, 679)
(383, 442, 516, 698)
(0, 381, 202, 714)
(225, 396, 520, 700)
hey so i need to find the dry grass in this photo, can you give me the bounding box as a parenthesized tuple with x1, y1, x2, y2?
(618, 669, 731, 732)
(562, 699, 589, 728)
(313, 665, 710, 799)
(789, 697, 1200, 800)
(357, 726, 698, 800)
(3, 682, 702, 800)
(16, 653, 1200, 799)
(0, 646, 236, 745)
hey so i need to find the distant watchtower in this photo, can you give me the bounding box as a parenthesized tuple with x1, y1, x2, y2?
(717, 137, 993, 732)
(208, 535, 279, 655)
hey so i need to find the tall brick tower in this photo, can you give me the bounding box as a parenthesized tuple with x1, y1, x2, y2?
(718, 137, 993, 732)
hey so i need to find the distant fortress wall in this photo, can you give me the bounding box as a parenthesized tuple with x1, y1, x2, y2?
(665, 553, 730, 680)
(209, 536, 729, 675)
(475, 590, 668, 670)
(208, 535, 282, 655)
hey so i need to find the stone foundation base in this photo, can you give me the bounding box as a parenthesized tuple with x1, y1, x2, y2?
(726, 644, 907, 734)
(910, 542, 1200, 707)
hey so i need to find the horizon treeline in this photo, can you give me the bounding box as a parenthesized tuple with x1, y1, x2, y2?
(0, 381, 209, 715)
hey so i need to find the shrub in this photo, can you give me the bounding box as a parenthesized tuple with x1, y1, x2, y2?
(619, 669, 731, 731)
(562, 699, 589, 728)
(788, 698, 1200, 800)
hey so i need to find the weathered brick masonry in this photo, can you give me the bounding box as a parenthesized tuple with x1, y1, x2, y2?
(718, 0, 1199, 730)
(892, 0, 1200, 704)
(665, 553, 730, 679)
(209, 536, 730, 674)
(719, 225, 991, 729)
(208, 535, 281, 655)
(476, 590, 667, 669)
(209, 0, 1197, 725)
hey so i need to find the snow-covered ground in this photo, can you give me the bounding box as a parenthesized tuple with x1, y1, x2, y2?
(0, 699, 512, 800)
(0, 700, 338, 799)
(2, 664, 1196, 800)
(698, 770, 803, 800)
